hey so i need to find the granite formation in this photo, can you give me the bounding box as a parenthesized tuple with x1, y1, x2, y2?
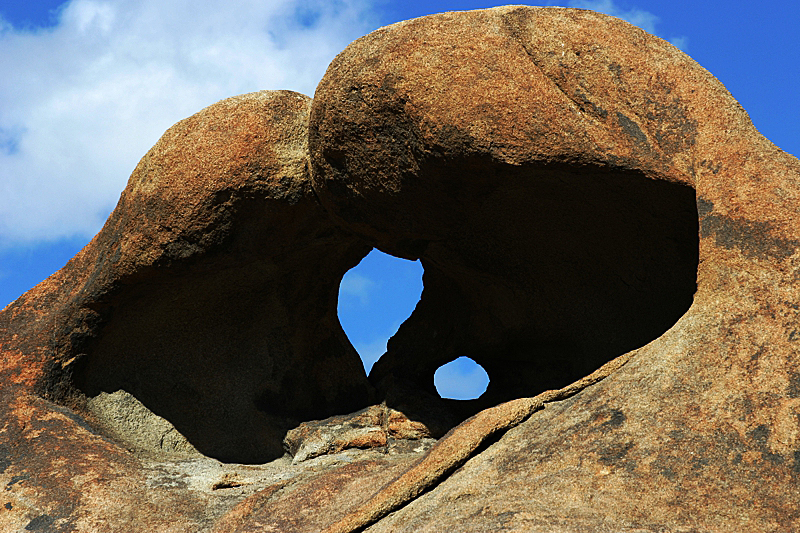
(310, 5, 702, 418)
(309, 6, 800, 532)
(1, 6, 798, 533)
(0, 90, 379, 531)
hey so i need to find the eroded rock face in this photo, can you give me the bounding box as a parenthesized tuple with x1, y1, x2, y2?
(309, 6, 800, 532)
(1, 6, 798, 533)
(310, 6, 701, 418)
(0, 89, 380, 532)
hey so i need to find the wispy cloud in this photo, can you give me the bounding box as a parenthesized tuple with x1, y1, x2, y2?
(668, 36, 689, 51)
(555, 0, 688, 51)
(0, 0, 378, 248)
(339, 272, 378, 307)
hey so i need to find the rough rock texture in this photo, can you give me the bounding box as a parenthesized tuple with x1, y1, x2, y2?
(308, 6, 800, 532)
(85, 389, 201, 458)
(322, 351, 636, 533)
(1, 5, 799, 533)
(0, 90, 379, 531)
(210, 454, 421, 533)
(284, 404, 434, 463)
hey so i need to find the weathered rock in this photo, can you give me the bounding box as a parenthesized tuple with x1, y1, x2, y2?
(0, 90, 376, 530)
(309, 6, 800, 532)
(310, 5, 701, 420)
(322, 351, 636, 533)
(210, 454, 422, 533)
(284, 404, 435, 463)
(1, 5, 799, 532)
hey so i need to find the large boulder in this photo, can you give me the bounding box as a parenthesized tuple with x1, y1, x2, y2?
(309, 6, 800, 531)
(0, 90, 377, 531)
(310, 5, 702, 418)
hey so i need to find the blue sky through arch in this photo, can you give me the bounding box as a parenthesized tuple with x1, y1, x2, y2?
(339, 251, 493, 399)
(435, 357, 490, 400)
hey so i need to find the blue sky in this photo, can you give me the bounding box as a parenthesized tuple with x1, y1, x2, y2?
(1, 0, 798, 399)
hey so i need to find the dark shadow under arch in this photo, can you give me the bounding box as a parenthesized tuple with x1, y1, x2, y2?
(369, 162, 699, 428)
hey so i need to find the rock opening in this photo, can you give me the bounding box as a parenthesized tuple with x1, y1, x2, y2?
(434, 357, 490, 400)
(338, 249, 423, 374)
(63, 92, 375, 465)
(334, 164, 700, 426)
(70, 199, 373, 464)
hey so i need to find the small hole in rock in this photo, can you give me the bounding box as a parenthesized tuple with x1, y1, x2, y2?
(434, 357, 490, 400)
(338, 248, 423, 374)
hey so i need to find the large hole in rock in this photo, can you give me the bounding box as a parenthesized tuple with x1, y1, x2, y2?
(367, 165, 700, 426)
(434, 357, 490, 400)
(67, 165, 700, 464)
(69, 197, 376, 465)
(338, 249, 424, 374)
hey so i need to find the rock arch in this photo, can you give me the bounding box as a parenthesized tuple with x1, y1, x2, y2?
(306, 7, 800, 531)
(0, 6, 798, 532)
(2, 91, 375, 464)
(309, 7, 704, 421)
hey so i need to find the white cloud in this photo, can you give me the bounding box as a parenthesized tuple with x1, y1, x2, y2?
(567, 0, 656, 32)
(560, 0, 688, 51)
(669, 36, 689, 51)
(0, 0, 379, 247)
(339, 272, 377, 307)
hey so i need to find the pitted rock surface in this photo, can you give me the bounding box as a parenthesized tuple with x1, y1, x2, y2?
(0, 6, 798, 533)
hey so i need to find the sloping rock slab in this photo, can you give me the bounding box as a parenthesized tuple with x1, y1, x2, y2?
(212, 455, 420, 533)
